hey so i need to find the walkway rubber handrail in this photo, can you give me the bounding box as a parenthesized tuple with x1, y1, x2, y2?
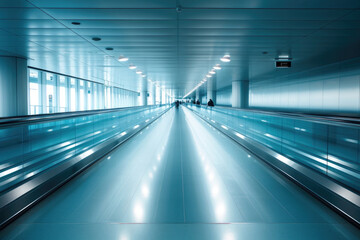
(194, 104, 360, 127)
(0, 104, 169, 127)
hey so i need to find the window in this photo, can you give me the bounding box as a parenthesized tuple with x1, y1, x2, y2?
(87, 81, 92, 110)
(28, 69, 139, 115)
(156, 86, 161, 104)
(59, 76, 68, 112)
(93, 84, 98, 110)
(70, 78, 77, 111)
(29, 69, 41, 114)
(45, 73, 56, 113)
(162, 89, 166, 104)
(79, 80, 85, 111)
(105, 86, 112, 108)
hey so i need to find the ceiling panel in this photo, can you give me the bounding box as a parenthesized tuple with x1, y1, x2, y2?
(6, 28, 77, 36)
(77, 35, 178, 42)
(326, 20, 360, 29)
(24, 35, 90, 42)
(0, 19, 64, 28)
(42, 9, 177, 20)
(312, 29, 360, 37)
(0, 0, 33, 8)
(178, 28, 313, 36)
(0, 8, 52, 20)
(179, 0, 360, 9)
(338, 9, 360, 20)
(0, 1, 359, 97)
(180, 9, 351, 21)
(73, 28, 177, 36)
(60, 20, 177, 29)
(179, 20, 327, 29)
(29, 0, 176, 8)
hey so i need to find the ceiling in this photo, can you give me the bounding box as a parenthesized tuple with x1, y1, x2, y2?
(1, 0, 360, 97)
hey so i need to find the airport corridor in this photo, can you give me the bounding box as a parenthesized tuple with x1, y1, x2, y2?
(0, 106, 359, 240)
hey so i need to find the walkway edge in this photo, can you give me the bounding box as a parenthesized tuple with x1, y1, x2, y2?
(186, 106, 360, 228)
(0, 106, 172, 229)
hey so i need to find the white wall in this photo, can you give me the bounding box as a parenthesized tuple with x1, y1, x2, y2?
(0, 57, 28, 117)
(249, 58, 360, 115)
(216, 86, 232, 107)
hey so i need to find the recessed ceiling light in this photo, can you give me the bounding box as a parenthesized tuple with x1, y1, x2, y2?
(213, 64, 221, 70)
(136, 70, 142, 74)
(141, 74, 146, 78)
(220, 54, 231, 62)
(206, 74, 212, 78)
(209, 70, 216, 74)
(71, 22, 81, 25)
(129, 64, 137, 70)
(105, 47, 113, 51)
(278, 55, 289, 59)
(92, 37, 101, 41)
(118, 56, 129, 62)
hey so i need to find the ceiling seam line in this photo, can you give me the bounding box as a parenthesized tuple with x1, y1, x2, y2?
(24, 0, 140, 90)
(299, 9, 358, 39)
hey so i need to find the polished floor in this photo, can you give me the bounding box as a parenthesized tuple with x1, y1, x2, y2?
(1, 106, 359, 239)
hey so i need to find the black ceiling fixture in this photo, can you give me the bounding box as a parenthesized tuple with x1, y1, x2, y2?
(262, 51, 268, 55)
(105, 47, 114, 51)
(92, 37, 101, 41)
(71, 22, 81, 25)
(176, 5, 182, 13)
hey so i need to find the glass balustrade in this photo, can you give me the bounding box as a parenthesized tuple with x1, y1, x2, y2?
(0, 105, 170, 193)
(187, 104, 360, 192)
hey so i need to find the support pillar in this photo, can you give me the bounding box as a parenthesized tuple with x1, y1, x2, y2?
(159, 88, 163, 105)
(196, 89, 200, 102)
(0, 57, 28, 117)
(140, 76, 148, 106)
(151, 84, 156, 105)
(207, 75, 216, 104)
(232, 80, 249, 108)
(140, 91, 148, 106)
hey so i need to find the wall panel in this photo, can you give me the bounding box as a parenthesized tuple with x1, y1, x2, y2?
(250, 57, 360, 116)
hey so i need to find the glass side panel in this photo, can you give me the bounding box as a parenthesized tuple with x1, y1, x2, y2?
(0, 105, 170, 193)
(188, 104, 360, 191)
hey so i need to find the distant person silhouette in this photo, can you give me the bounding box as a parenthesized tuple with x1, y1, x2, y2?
(207, 99, 214, 107)
(196, 100, 201, 105)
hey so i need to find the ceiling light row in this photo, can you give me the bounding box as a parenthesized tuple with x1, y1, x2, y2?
(92, 35, 164, 91)
(90, 34, 162, 89)
(183, 54, 231, 99)
(128, 61, 150, 80)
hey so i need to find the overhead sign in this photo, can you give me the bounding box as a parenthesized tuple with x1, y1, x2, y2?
(276, 61, 291, 68)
